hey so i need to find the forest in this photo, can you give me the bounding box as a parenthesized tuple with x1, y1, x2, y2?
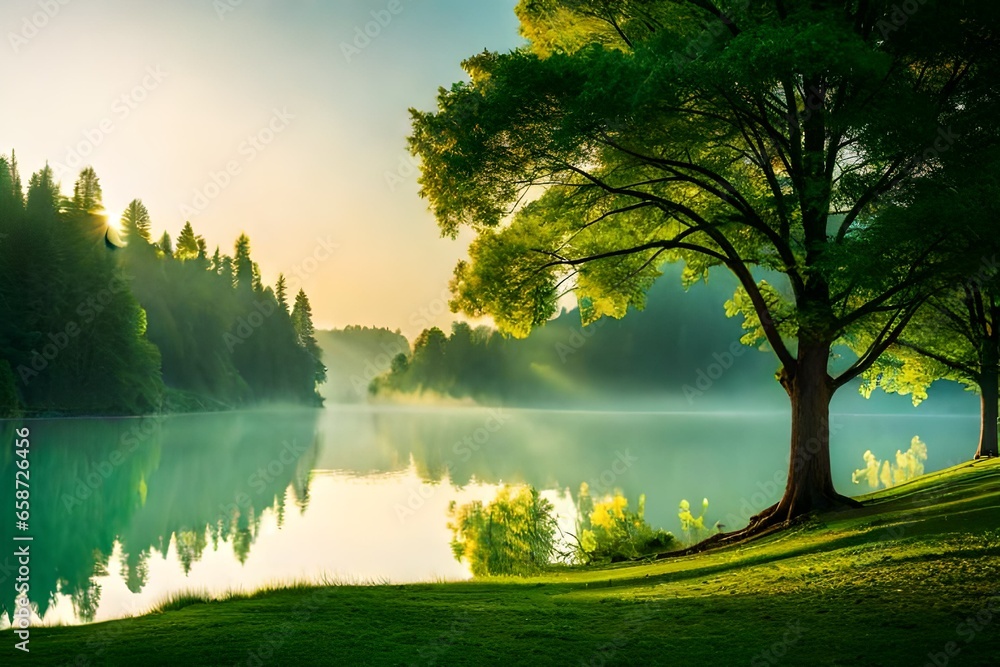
(0, 157, 325, 416)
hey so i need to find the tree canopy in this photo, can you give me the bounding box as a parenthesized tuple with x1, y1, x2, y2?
(0, 158, 326, 415)
(409, 0, 1000, 528)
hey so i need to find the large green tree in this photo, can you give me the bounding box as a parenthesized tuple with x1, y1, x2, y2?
(859, 157, 1000, 459)
(409, 1, 1000, 533)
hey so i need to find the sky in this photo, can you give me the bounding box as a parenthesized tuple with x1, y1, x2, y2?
(0, 0, 523, 337)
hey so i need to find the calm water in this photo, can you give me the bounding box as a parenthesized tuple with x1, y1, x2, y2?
(0, 401, 978, 626)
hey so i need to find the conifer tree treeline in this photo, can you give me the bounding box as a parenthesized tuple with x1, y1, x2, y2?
(0, 156, 325, 416)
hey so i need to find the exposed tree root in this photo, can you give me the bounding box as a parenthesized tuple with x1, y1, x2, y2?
(654, 491, 863, 561)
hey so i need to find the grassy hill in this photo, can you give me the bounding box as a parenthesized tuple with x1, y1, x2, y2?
(5, 458, 998, 666)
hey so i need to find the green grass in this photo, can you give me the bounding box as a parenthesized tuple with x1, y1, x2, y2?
(5, 459, 999, 666)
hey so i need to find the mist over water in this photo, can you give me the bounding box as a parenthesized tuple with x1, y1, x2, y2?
(0, 393, 978, 627)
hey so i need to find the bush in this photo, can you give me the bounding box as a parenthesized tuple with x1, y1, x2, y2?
(573, 483, 676, 563)
(448, 485, 558, 577)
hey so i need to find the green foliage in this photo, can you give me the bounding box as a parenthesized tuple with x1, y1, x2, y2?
(291, 289, 327, 386)
(851, 436, 929, 491)
(407, 3, 1000, 482)
(677, 497, 715, 546)
(573, 483, 675, 563)
(0, 157, 324, 415)
(314, 326, 409, 403)
(174, 221, 204, 261)
(370, 269, 777, 405)
(275, 274, 289, 313)
(0, 162, 164, 415)
(448, 485, 558, 577)
(11, 459, 1000, 666)
(121, 199, 152, 243)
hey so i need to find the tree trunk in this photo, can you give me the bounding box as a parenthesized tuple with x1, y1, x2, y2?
(976, 343, 999, 459)
(737, 336, 860, 537)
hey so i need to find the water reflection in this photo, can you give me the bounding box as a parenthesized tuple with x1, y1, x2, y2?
(0, 409, 321, 624)
(0, 400, 979, 626)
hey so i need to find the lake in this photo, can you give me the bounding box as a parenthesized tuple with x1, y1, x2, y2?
(0, 399, 978, 626)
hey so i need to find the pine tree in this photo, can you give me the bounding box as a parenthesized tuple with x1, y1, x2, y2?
(120, 199, 152, 244)
(233, 233, 253, 291)
(291, 289, 327, 385)
(220, 255, 234, 287)
(251, 261, 263, 294)
(71, 167, 103, 215)
(275, 274, 289, 313)
(157, 231, 173, 258)
(175, 222, 201, 261)
(0, 156, 22, 223)
(9, 150, 22, 209)
(24, 165, 60, 220)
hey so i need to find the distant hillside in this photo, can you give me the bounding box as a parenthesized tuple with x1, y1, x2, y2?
(315, 327, 409, 403)
(333, 270, 977, 414)
(369, 268, 787, 409)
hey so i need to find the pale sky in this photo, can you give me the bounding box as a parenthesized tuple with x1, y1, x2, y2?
(0, 0, 522, 337)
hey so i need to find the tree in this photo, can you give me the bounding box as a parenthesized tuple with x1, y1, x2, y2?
(860, 158, 1000, 459)
(9, 150, 23, 210)
(175, 221, 202, 261)
(24, 164, 61, 221)
(233, 233, 254, 291)
(0, 154, 24, 223)
(121, 199, 152, 244)
(291, 289, 327, 385)
(71, 166, 102, 215)
(156, 231, 173, 258)
(275, 274, 289, 313)
(409, 1, 1000, 533)
(448, 485, 558, 576)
